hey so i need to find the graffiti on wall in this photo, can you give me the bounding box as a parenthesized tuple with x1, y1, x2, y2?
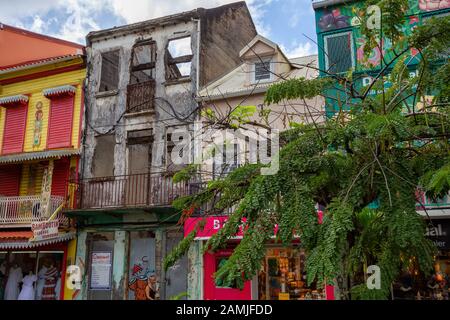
(128, 256, 159, 300)
(33, 101, 44, 148)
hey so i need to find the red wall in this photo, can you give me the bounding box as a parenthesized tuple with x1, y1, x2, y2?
(204, 249, 252, 300)
(51, 159, 70, 196)
(1, 103, 27, 154)
(0, 165, 21, 196)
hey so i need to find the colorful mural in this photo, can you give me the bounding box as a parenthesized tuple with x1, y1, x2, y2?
(418, 0, 450, 11)
(318, 8, 352, 31)
(128, 256, 159, 300)
(33, 102, 44, 148)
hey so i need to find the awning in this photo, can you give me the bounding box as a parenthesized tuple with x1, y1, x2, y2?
(0, 94, 29, 106)
(0, 231, 76, 249)
(0, 148, 80, 164)
(43, 85, 76, 98)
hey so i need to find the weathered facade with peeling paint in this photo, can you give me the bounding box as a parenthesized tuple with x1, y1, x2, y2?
(65, 2, 257, 300)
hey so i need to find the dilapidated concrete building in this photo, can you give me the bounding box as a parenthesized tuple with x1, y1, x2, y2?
(66, 2, 257, 300)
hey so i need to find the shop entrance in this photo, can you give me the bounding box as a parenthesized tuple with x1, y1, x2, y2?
(203, 249, 252, 300)
(0, 250, 64, 300)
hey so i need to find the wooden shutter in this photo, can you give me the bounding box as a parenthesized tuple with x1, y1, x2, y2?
(0, 165, 21, 196)
(1, 103, 27, 154)
(47, 96, 74, 149)
(51, 159, 70, 196)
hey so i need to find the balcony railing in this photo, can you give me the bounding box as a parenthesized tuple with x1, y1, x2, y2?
(0, 195, 68, 227)
(126, 80, 156, 113)
(71, 173, 194, 210)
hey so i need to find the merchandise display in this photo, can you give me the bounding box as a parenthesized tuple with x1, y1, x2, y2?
(0, 251, 64, 301)
(393, 252, 450, 300)
(258, 247, 325, 300)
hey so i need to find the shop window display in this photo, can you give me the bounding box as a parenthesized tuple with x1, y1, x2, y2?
(0, 251, 63, 300)
(393, 253, 450, 300)
(258, 247, 325, 300)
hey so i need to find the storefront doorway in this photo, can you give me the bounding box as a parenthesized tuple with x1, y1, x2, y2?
(0, 250, 64, 300)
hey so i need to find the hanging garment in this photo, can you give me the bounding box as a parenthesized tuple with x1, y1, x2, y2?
(41, 266, 58, 300)
(35, 266, 48, 300)
(4, 266, 23, 300)
(18, 274, 37, 300)
(54, 275, 61, 300)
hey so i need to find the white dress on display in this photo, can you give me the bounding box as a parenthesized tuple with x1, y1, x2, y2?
(35, 266, 48, 300)
(4, 266, 23, 300)
(18, 274, 37, 300)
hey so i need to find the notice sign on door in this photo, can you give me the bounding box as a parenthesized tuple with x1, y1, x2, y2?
(90, 252, 113, 290)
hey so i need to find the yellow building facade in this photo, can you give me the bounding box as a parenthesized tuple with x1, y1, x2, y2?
(0, 33, 85, 300)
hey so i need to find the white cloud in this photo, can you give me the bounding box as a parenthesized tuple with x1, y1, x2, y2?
(281, 41, 317, 59)
(0, 0, 275, 44)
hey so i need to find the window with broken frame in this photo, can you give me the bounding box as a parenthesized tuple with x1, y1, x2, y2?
(165, 36, 193, 82)
(127, 40, 157, 113)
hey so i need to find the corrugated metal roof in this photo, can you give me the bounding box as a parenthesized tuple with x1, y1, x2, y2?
(0, 54, 83, 73)
(0, 231, 33, 240)
(0, 231, 75, 249)
(43, 85, 76, 97)
(0, 94, 29, 105)
(0, 149, 80, 164)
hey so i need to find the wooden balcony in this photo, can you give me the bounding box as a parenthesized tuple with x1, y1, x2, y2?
(70, 173, 193, 210)
(0, 195, 68, 227)
(126, 80, 156, 113)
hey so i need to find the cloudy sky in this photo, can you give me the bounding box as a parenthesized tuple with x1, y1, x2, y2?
(0, 0, 318, 58)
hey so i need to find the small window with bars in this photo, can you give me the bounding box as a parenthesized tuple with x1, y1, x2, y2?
(324, 32, 354, 74)
(254, 60, 272, 82)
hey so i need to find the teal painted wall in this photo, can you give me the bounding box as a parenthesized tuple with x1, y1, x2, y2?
(313, 0, 450, 117)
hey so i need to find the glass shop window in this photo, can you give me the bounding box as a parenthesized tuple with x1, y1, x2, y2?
(215, 256, 238, 289)
(0, 251, 64, 300)
(258, 248, 325, 300)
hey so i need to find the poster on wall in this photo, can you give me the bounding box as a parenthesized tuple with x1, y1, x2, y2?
(90, 251, 113, 290)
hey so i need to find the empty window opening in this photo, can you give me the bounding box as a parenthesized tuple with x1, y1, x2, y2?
(166, 126, 190, 171)
(99, 50, 120, 92)
(165, 36, 193, 81)
(130, 40, 157, 84)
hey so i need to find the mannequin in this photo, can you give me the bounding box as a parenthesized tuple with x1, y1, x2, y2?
(18, 271, 37, 300)
(4, 263, 22, 300)
(35, 263, 48, 300)
(41, 262, 58, 300)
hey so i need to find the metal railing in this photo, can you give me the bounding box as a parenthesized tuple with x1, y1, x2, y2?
(71, 173, 194, 210)
(126, 80, 156, 113)
(0, 195, 68, 227)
